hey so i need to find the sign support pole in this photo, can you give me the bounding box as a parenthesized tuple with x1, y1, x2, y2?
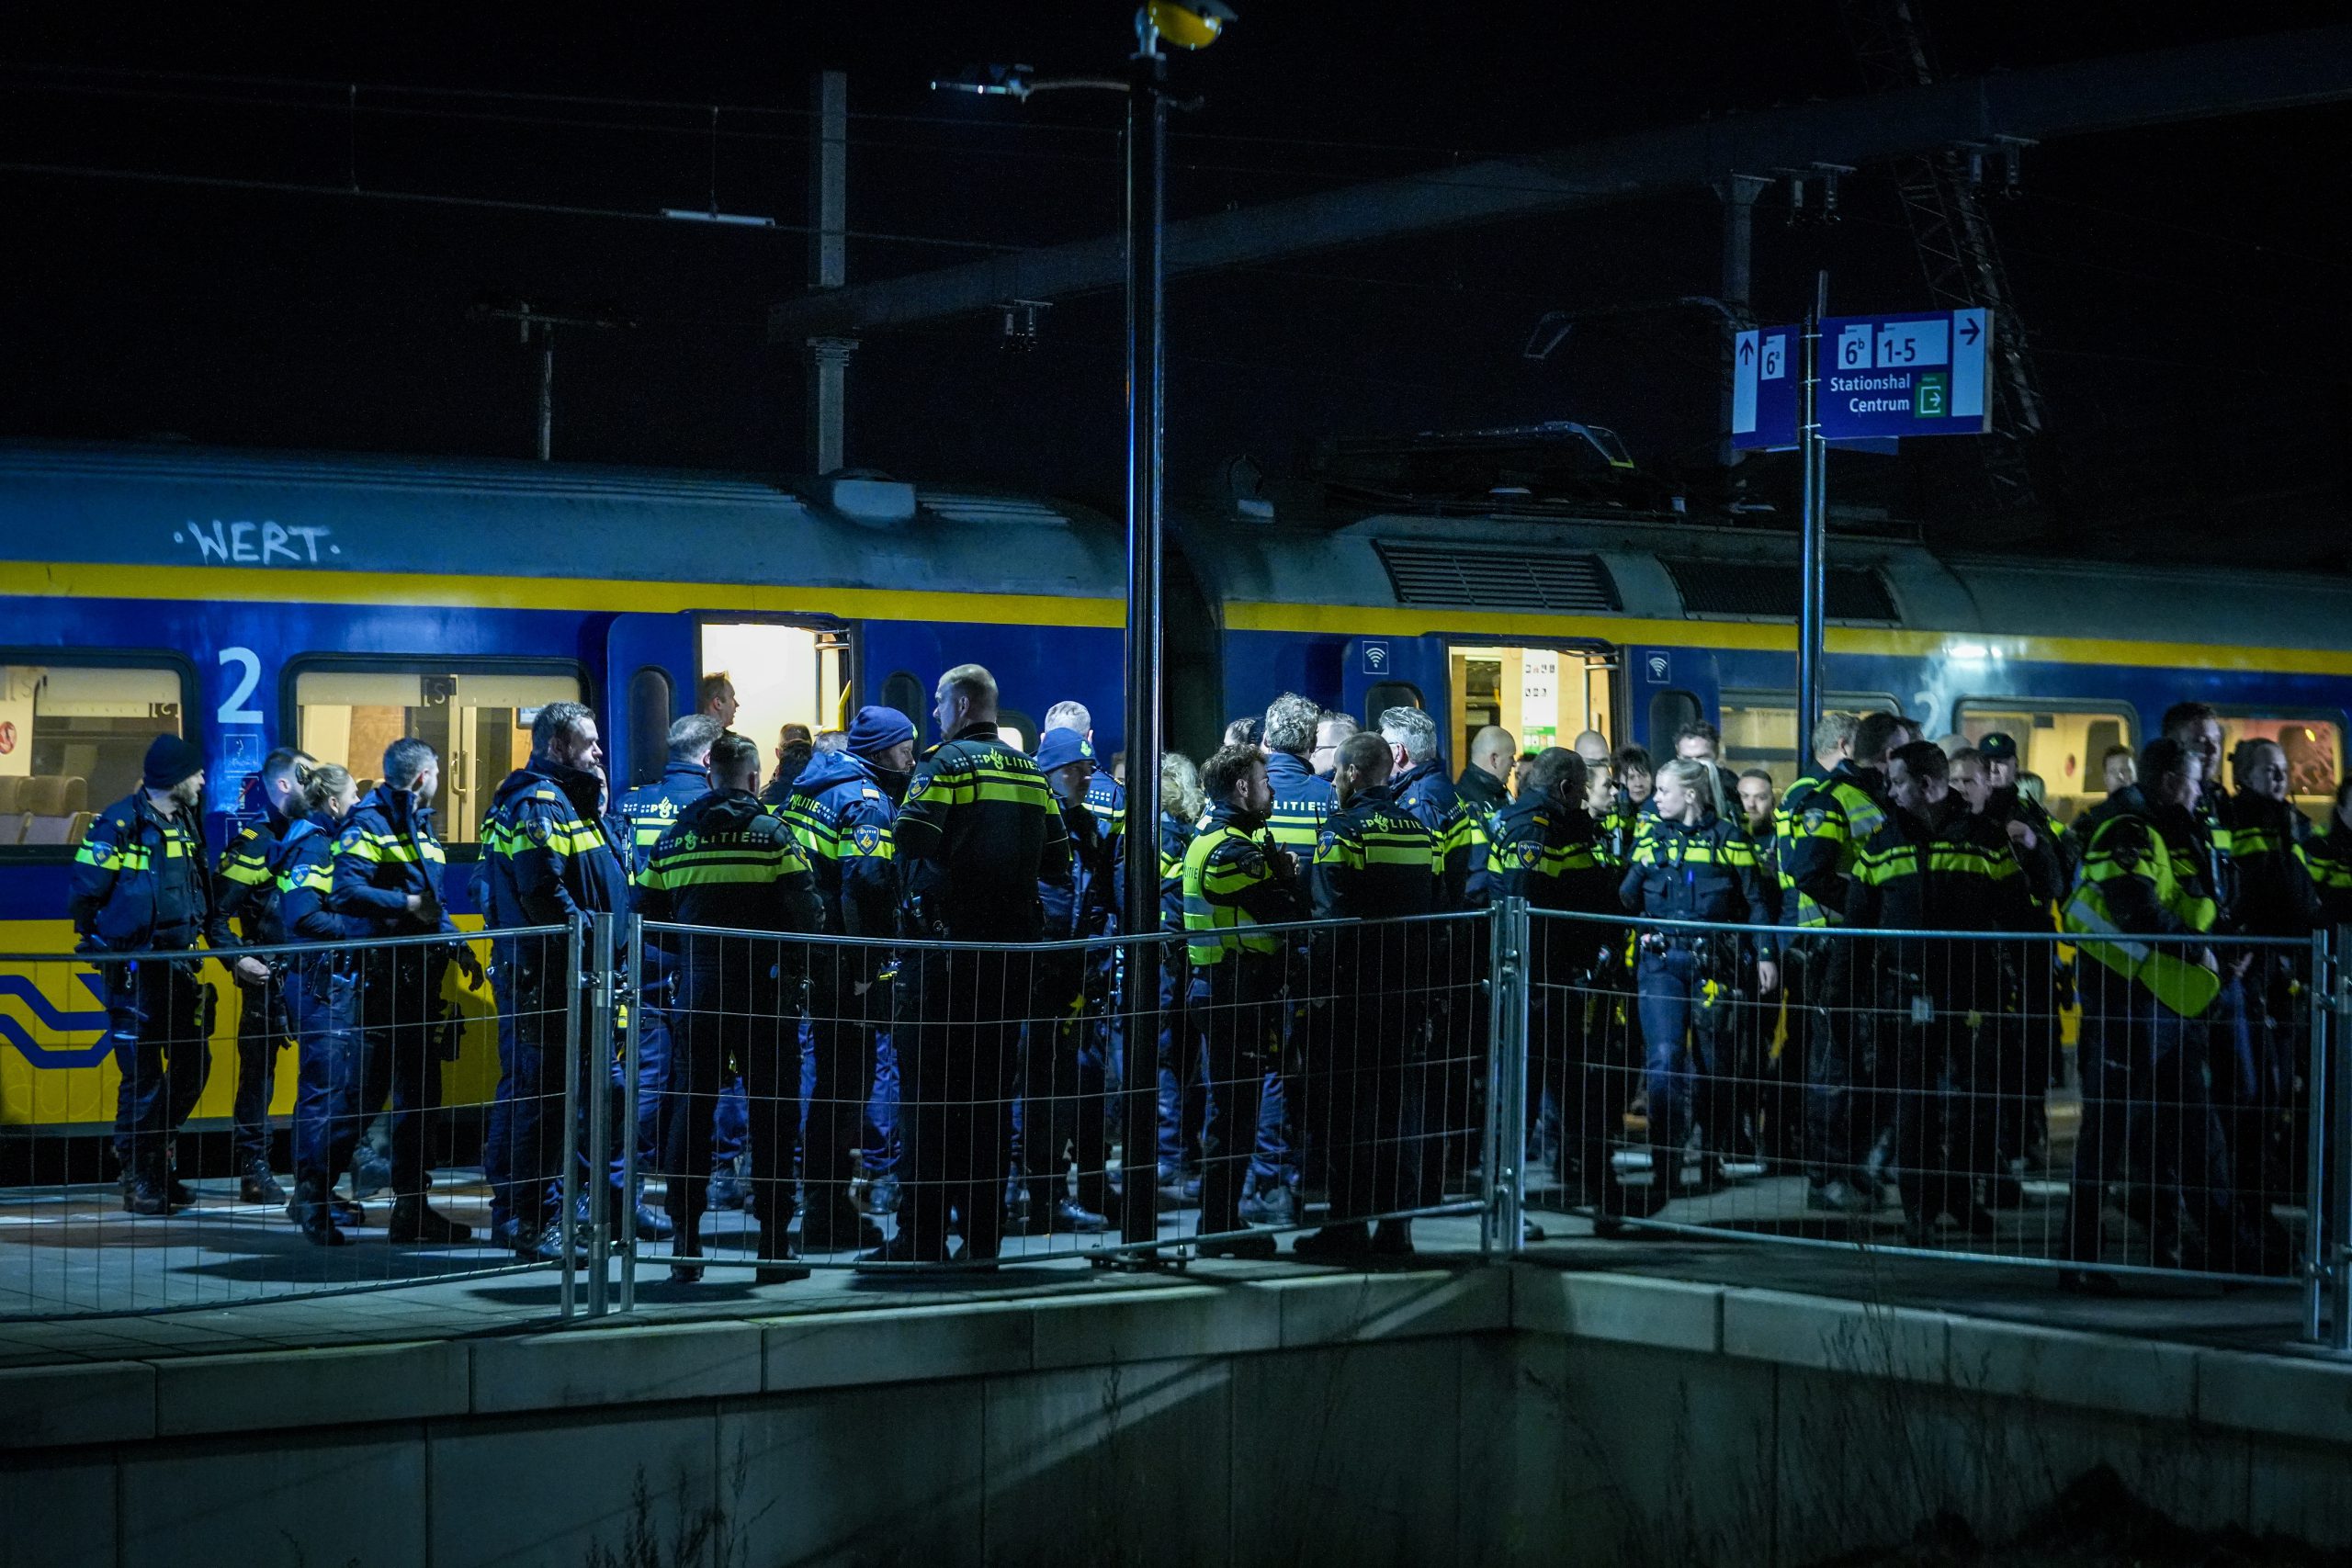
(1797, 271, 1828, 753)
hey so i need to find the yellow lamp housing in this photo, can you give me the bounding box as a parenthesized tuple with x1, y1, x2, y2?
(1146, 0, 1234, 50)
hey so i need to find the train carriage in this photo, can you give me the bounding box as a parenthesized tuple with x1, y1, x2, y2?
(5, 438, 2350, 1135)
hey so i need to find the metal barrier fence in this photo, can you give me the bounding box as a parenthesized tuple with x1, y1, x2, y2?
(0, 925, 575, 1320)
(614, 911, 1495, 1298)
(6, 902, 2346, 1348)
(1513, 904, 2351, 1347)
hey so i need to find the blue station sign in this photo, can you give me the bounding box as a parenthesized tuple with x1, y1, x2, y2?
(1816, 308, 1990, 440)
(1729, 325, 1799, 451)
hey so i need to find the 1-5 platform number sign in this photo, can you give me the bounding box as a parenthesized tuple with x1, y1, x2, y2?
(1731, 307, 1991, 448)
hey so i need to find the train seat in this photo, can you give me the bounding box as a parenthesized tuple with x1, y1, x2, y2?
(0, 777, 24, 815)
(18, 775, 85, 816)
(0, 811, 24, 846)
(21, 813, 79, 846)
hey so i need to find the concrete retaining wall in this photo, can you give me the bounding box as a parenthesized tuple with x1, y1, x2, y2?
(6, 1267, 2349, 1567)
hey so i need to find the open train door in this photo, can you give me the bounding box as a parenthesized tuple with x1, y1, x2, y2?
(606, 612, 697, 792)
(1340, 635, 1450, 737)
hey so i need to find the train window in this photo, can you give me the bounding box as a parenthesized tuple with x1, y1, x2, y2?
(1718, 691, 1902, 784)
(882, 671, 928, 746)
(701, 623, 851, 756)
(2218, 713, 2342, 825)
(997, 709, 1038, 752)
(292, 665, 583, 843)
(0, 660, 187, 845)
(1363, 682, 1421, 726)
(1954, 700, 2133, 825)
(1647, 690, 1702, 756)
(624, 667, 674, 791)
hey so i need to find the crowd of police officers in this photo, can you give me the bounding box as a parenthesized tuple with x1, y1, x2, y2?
(62, 664, 2352, 1283)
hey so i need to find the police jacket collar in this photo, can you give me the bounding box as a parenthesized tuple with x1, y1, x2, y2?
(791, 746, 871, 797)
(1650, 807, 1719, 838)
(1393, 759, 1445, 795)
(1338, 780, 1403, 812)
(1263, 750, 1322, 794)
(1204, 800, 1267, 835)
(947, 720, 1001, 745)
(361, 783, 433, 833)
(681, 787, 769, 830)
(532, 756, 604, 815)
(662, 761, 711, 789)
(1455, 765, 1509, 812)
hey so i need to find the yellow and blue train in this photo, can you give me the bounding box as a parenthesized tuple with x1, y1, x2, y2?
(4, 437, 2349, 1134)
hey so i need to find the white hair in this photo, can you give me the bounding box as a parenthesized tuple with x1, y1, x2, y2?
(1044, 700, 1091, 733)
(1378, 705, 1439, 766)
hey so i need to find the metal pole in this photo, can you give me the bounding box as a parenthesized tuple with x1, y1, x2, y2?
(619, 914, 645, 1315)
(1716, 175, 1770, 468)
(559, 916, 583, 1319)
(1116, 30, 1170, 1250)
(586, 915, 614, 1318)
(1487, 899, 1531, 1256)
(2333, 925, 2351, 1351)
(1795, 270, 1828, 750)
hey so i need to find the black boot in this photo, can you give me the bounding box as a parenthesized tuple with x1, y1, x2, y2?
(751, 1225, 810, 1286)
(389, 1196, 472, 1244)
(291, 1179, 347, 1247)
(238, 1156, 287, 1205)
(122, 1167, 173, 1217)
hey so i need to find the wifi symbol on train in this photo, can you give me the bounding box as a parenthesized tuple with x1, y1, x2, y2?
(1362, 641, 1389, 674)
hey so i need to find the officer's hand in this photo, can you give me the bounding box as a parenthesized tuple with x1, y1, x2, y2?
(1756, 959, 1780, 996)
(454, 946, 486, 987)
(232, 955, 273, 986)
(2005, 819, 2036, 851)
(405, 894, 425, 915)
(2199, 948, 2220, 974)
(1275, 850, 1300, 881)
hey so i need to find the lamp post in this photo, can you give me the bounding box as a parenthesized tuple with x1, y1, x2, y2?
(933, 2, 1230, 1253)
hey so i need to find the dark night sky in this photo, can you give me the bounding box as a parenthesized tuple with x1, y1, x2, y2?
(4, 4, 2346, 564)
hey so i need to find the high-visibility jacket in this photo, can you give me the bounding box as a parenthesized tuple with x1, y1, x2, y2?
(70, 791, 232, 953)
(331, 784, 458, 938)
(895, 723, 1069, 942)
(1848, 797, 2038, 935)
(1310, 782, 1440, 923)
(1182, 802, 1307, 977)
(2308, 820, 2352, 928)
(1490, 792, 1620, 985)
(217, 806, 298, 948)
(1781, 761, 1889, 929)
(2223, 789, 2318, 938)
(1262, 750, 1333, 863)
(616, 761, 713, 877)
(478, 760, 629, 930)
(2062, 789, 2221, 1017)
(1392, 759, 1475, 910)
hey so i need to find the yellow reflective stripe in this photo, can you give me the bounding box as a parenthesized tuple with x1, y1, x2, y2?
(219, 853, 273, 886)
(643, 863, 796, 889)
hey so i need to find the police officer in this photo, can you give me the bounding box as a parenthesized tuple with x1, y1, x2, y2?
(479, 701, 630, 1261)
(324, 738, 479, 1244)
(639, 730, 821, 1282)
(1455, 726, 1516, 905)
(2219, 737, 2315, 1262)
(1783, 710, 1912, 1212)
(71, 734, 265, 1215)
(277, 763, 374, 1244)
(214, 746, 315, 1204)
(781, 705, 915, 1251)
(1618, 757, 1778, 1213)
(1849, 741, 2038, 1242)
(881, 664, 1069, 1266)
(2310, 780, 2352, 926)
(2062, 736, 2245, 1290)
(1295, 731, 1442, 1258)
(1490, 748, 1623, 1213)
(1155, 752, 1208, 1192)
(1044, 700, 1126, 848)
(1183, 743, 1310, 1259)
(1380, 704, 1482, 1201)
(1023, 726, 1122, 1235)
(1605, 745, 1657, 863)
(616, 714, 728, 1239)
(1250, 692, 1336, 1225)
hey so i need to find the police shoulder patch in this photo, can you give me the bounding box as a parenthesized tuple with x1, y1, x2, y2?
(1803, 807, 1828, 832)
(524, 818, 553, 846)
(1515, 840, 1544, 869)
(336, 826, 365, 850)
(851, 823, 885, 855)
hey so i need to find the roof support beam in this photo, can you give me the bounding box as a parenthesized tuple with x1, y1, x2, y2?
(771, 25, 2352, 340)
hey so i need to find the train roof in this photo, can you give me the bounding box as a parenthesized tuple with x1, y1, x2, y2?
(1177, 506, 2352, 654)
(6, 440, 2349, 655)
(0, 440, 1129, 602)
